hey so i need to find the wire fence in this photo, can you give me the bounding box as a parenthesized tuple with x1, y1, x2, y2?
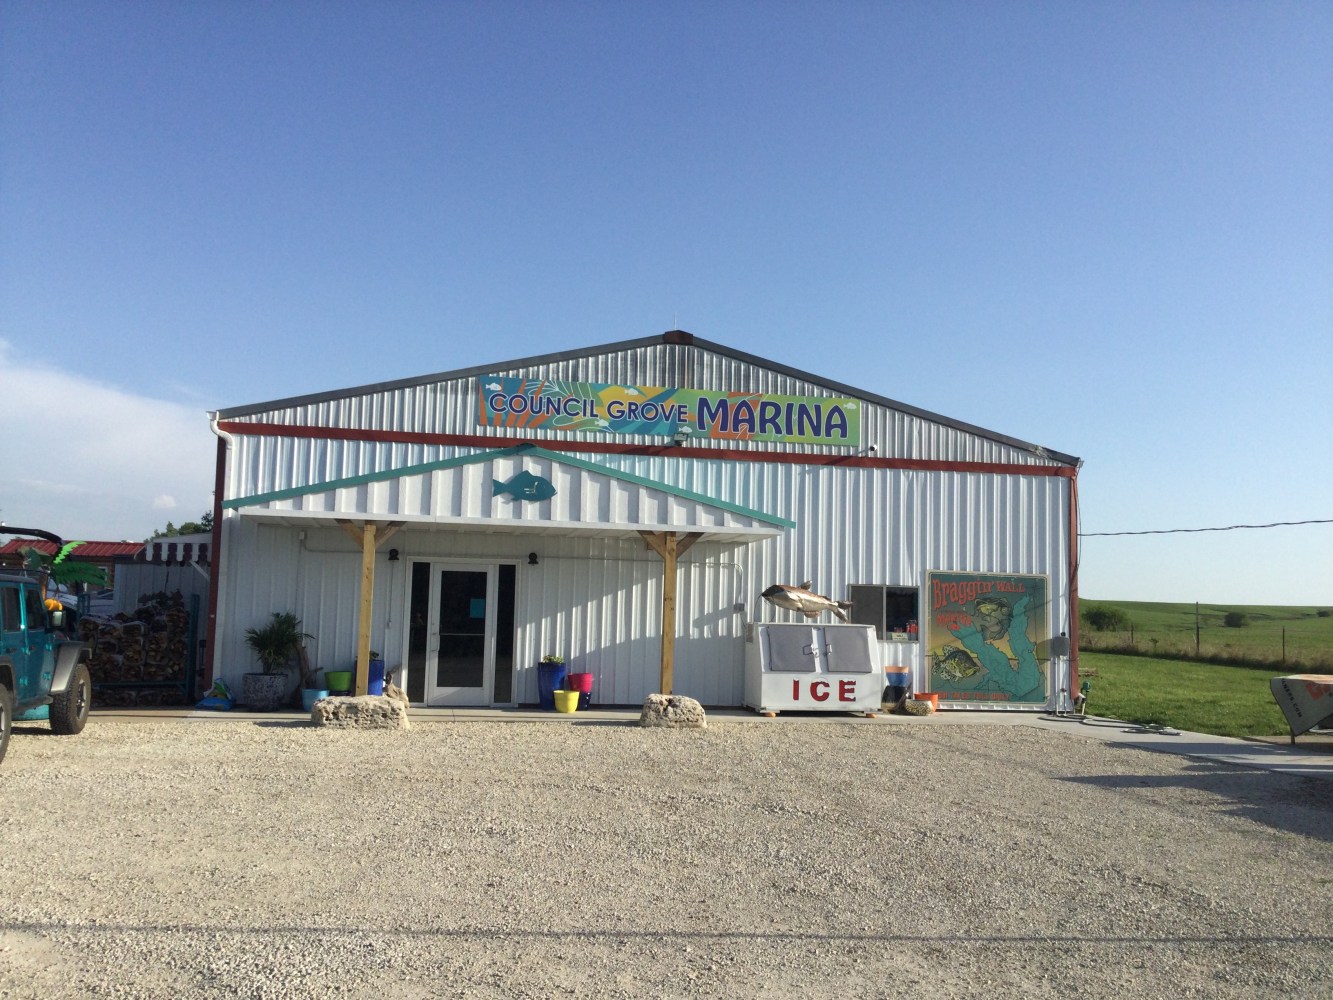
(1079, 625, 1333, 672)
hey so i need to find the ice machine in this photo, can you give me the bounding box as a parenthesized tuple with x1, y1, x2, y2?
(744, 622, 881, 716)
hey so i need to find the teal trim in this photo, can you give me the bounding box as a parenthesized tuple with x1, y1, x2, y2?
(518, 447, 797, 528)
(223, 443, 795, 529)
(222, 444, 533, 510)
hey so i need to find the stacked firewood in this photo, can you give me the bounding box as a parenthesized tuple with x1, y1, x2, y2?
(77, 591, 194, 702)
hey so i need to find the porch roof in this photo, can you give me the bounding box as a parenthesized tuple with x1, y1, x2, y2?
(224, 443, 792, 545)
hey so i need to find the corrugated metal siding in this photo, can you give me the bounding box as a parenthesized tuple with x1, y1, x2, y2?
(112, 563, 210, 617)
(685, 350, 1036, 464)
(222, 420, 1052, 509)
(219, 521, 398, 681)
(236, 452, 780, 536)
(230, 341, 1061, 467)
(214, 461, 1073, 708)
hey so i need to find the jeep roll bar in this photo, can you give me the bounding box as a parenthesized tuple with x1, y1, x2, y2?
(0, 527, 66, 547)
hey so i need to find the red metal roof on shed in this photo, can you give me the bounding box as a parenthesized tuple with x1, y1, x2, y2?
(0, 540, 145, 559)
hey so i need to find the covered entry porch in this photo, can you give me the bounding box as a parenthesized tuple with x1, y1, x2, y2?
(220, 444, 791, 706)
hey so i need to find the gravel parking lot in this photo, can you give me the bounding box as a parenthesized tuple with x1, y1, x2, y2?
(1, 715, 1330, 999)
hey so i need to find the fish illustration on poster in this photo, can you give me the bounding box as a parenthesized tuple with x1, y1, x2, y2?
(925, 572, 1050, 706)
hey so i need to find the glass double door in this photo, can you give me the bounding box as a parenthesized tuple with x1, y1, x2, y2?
(408, 561, 515, 707)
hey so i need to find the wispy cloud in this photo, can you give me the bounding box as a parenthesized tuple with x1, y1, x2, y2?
(0, 339, 215, 541)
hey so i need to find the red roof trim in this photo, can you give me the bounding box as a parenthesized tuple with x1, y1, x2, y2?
(214, 420, 1076, 478)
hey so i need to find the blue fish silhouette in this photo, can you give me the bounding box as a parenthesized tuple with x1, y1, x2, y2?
(493, 471, 557, 502)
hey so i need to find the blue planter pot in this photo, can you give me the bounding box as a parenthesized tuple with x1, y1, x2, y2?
(302, 688, 330, 711)
(537, 663, 566, 710)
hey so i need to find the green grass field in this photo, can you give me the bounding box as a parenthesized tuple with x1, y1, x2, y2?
(1073, 599, 1332, 738)
(1079, 598, 1333, 670)
(1076, 651, 1301, 739)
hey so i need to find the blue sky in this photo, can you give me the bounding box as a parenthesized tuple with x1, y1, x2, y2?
(2, 2, 1329, 604)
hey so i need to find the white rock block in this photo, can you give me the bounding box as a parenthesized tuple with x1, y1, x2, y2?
(310, 694, 411, 729)
(639, 694, 707, 729)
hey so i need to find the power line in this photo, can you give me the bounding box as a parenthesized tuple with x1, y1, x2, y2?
(1080, 518, 1333, 538)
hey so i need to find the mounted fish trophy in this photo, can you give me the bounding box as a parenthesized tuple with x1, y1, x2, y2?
(759, 581, 852, 622)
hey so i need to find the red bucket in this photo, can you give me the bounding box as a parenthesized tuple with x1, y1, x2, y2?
(565, 672, 594, 694)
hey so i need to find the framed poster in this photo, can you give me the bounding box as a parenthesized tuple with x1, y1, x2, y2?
(925, 572, 1050, 706)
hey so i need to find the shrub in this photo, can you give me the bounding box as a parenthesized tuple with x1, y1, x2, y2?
(1223, 611, 1248, 628)
(1084, 606, 1130, 631)
(1318, 609, 1331, 618)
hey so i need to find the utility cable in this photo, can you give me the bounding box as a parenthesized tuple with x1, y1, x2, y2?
(1080, 518, 1332, 538)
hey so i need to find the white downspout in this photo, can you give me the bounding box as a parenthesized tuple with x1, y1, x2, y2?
(208, 412, 236, 691)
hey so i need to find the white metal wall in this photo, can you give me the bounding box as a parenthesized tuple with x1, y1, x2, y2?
(213, 462, 1073, 708)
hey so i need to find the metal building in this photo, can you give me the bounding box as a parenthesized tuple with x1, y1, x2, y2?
(205, 331, 1081, 711)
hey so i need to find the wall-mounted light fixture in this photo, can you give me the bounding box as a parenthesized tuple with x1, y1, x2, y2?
(528, 552, 539, 565)
(388, 548, 400, 561)
(672, 423, 693, 445)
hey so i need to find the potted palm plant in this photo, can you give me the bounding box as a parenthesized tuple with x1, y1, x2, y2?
(242, 612, 312, 711)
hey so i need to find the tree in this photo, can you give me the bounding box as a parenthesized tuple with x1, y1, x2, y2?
(1223, 611, 1248, 628)
(152, 511, 213, 538)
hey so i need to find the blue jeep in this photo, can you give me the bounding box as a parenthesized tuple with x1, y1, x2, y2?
(0, 529, 94, 764)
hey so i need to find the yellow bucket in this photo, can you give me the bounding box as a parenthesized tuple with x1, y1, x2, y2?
(553, 689, 580, 714)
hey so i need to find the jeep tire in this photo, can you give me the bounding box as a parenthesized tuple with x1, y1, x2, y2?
(50, 661, 91, 735)
(0, 683, 13, 764)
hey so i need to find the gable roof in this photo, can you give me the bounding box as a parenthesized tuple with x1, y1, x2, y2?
(223, 442, 793, 543)
(214, 330, 1080, 467)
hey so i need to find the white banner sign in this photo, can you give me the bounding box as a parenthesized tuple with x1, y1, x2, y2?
(1269, 674, 1333, 740)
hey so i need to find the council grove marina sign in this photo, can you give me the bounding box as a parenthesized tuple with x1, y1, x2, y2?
(477, 376, 860, 447)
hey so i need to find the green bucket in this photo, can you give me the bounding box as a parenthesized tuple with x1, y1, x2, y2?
(325, 670, 353, 694)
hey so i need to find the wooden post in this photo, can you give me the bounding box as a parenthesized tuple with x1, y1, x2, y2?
(660, 531, 677, 694)
(336, 519, 402, 697)
(639, 530, 703, 696)
(355, 522, 377, 695)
